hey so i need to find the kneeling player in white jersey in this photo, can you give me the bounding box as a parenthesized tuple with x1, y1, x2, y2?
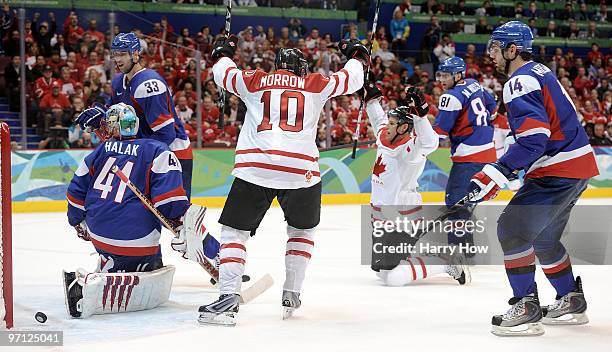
(198, 36, 367, 325)
(365, 82, 470, 286)
(64, 103, 209, 318)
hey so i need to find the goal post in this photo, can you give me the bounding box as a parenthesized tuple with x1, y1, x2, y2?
(0, 122, 13, 329)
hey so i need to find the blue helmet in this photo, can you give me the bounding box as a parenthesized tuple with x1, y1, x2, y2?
(489, 21, 533, 54)
(437, 57, 466, 75)
(106, 103, 139, 138)
(111, 32, 141, 53)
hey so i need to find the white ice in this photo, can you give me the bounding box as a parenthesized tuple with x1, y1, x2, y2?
(8, 200, 612, 352)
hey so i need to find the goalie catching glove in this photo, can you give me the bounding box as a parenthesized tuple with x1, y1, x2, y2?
(468, 163, 516, 202)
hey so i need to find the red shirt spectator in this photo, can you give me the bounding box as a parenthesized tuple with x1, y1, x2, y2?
(201, 96, 220, 124)
(65, 15, 84, 48)
(86, 19, 105, 43)
(39, 85, 71, 110)
(34, 66, 60, 99)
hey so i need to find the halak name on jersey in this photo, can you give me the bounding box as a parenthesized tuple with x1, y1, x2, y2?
(66, 138, 189, 256)
(111, 68, 192, 160)
(433, 78, 497, 163)
(498, 61, 599, 180)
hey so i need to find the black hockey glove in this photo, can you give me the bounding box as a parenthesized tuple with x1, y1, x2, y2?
(211, 35, 239, 60)
(339, 39, 369, 63)
(364, 79, 382, 103)
(405, 86, 429, 117)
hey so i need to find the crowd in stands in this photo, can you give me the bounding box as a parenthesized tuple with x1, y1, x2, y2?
(0, 1, 610, 150)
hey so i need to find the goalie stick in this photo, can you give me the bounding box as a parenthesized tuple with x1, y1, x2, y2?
(218, 0, 232, 129)
(110, 165, 273, 303)
(351, 0, 381, 159)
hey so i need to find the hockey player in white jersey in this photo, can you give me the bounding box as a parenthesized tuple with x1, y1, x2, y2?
(365, 82, 470, 286)
(198, 36, 367, 325)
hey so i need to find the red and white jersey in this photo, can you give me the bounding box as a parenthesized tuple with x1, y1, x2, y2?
(367, 99, 439, 207)
(213, 57, 364, 189)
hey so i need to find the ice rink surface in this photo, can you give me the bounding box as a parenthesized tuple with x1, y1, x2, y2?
(8, 200, 612, 352)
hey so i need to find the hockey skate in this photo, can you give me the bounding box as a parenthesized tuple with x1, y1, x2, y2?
(491, 286, 544, 337)
(542, 276, 588, 326)
(281, 290, 301, 320)
(445, 253, 471, 285)
(198, 294, 240, 326)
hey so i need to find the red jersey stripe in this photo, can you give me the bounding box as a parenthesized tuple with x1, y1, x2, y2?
(451, 147, 497, 163)
(234, 162, 321, 177)
(525, 151, 599, 180)
(151, 186, 186, 204)
(150, 113, 174, 129)
(91, 238, 159, 256)
(236, 148, 319, 162)
(339, 69, 350, 95)
(66, 192, 85, 206)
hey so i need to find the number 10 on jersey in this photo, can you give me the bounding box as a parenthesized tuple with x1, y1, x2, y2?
(257, 91, 305, 132)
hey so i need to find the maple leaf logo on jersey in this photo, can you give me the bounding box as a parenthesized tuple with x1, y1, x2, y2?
(305, 170, 313, 182)
(373, 155, 386, 177)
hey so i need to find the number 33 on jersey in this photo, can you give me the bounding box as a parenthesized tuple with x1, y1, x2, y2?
(212, 56, 364, 189)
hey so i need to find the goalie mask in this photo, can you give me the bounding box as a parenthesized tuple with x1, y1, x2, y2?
(104, 103, 139, 139)
(275, 48, 309, 77)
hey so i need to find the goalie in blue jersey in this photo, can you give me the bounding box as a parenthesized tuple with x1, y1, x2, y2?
(63, 103, 212, 318)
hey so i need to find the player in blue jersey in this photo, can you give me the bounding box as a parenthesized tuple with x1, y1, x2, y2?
(74, 32, 223, 266)
(432, 56, 497, 248)
(63, 103, 209, 318)
(466, 21, 599, 336)
(76, 33, 192, 195)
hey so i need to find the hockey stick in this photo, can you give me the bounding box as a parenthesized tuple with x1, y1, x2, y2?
(217, 0, 232, 129)
(351, 0, 381, 159)
(110, 165, 273, 303)
(319, 139, 376, 152)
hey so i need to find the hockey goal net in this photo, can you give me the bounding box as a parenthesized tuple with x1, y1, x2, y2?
(0, 122, 13, 329)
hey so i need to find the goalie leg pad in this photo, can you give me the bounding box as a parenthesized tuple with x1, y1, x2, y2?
(284, 225, 315, 293)
(63, 266, 175, 318)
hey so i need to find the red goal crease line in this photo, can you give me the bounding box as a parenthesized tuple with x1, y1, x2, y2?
(10, 189, 612, 213)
